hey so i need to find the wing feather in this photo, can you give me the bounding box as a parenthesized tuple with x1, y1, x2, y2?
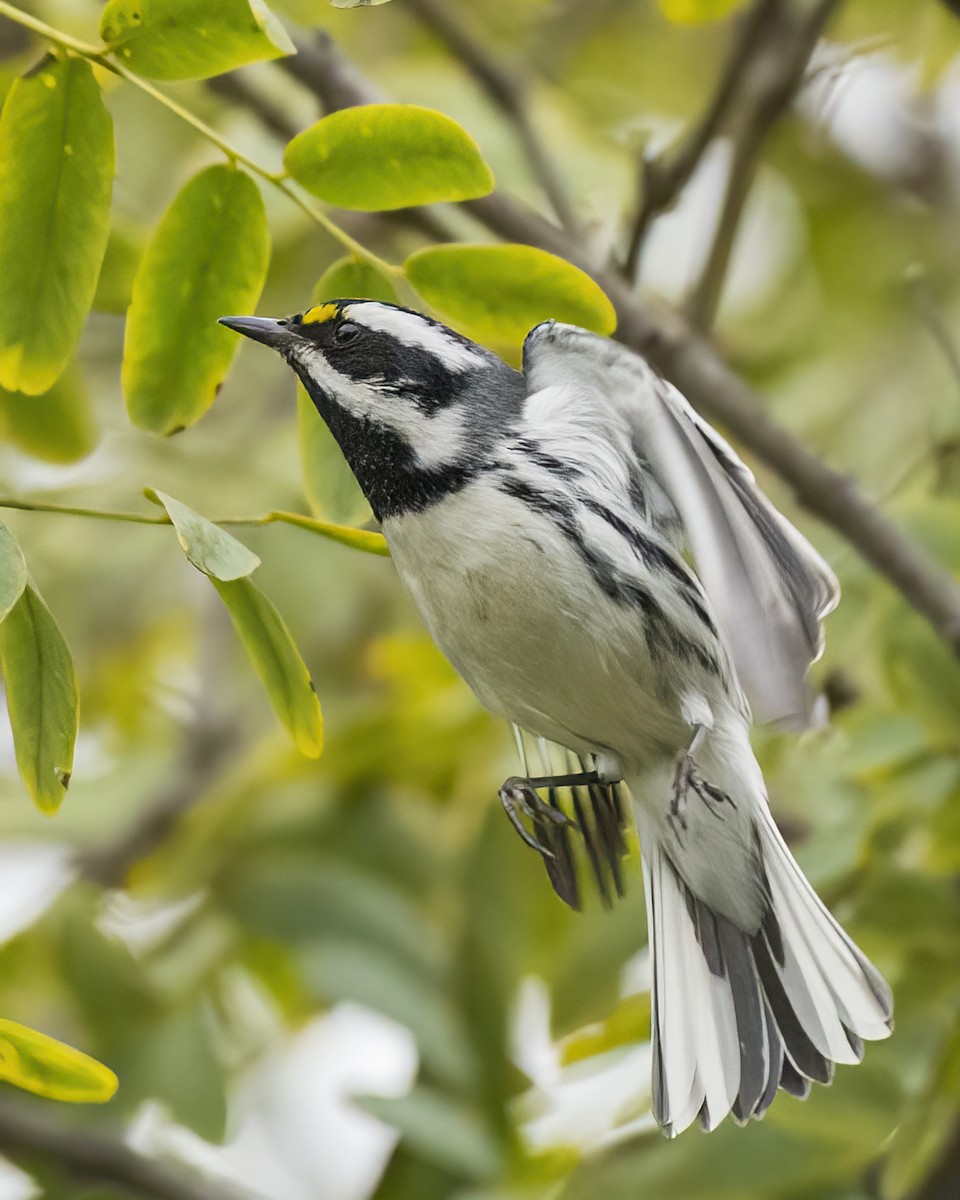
(522, 322, 839, 728)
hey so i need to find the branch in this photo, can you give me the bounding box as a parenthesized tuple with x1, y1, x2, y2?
(401, 0, 581, 235)
(259, 32, 960, 656)
(0, 1098, 264, 1200)
(685, 0, 840, 331)
(621, 0, 781, 281)
(77, 697, 237, 890)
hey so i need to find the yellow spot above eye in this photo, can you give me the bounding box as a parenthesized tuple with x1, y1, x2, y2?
(302, 303, 339, 326)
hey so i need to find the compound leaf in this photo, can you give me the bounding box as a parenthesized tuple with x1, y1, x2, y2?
(314, 256, 399, 306)
(405, 243, 617, 348)
(0, 522, 27, 623)
(147, 488, 261, 580)
(212, 577, 323, 757)
(284, 104, 493, 211)
(123, 165, 270, 435)
(0, 1019, 117, 1103)
(0, 56, 114, 395)
(100, 0, 294, 80)
(0, 370, 98, 464)
(0, 583, 78, 813)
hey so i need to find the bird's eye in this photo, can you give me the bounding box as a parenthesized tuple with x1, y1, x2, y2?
(335, 322, 362, 346)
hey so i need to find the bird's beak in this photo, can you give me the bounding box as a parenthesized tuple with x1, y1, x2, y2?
(218, 315, 290, 349)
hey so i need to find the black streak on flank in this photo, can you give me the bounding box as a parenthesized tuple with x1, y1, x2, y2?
(497, 473, 720, 677)
(581, 497, 718, 637)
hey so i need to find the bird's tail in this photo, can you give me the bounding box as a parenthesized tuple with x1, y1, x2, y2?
(639, 805, 893, 1137)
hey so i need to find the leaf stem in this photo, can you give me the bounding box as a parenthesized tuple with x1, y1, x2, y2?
(0, 0, 401, 277)
(0, 499, 388, 555)
(0, 498, 170, 525)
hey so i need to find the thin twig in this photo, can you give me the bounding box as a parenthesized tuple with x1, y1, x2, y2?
(402, 0, 581, 235)
(0, 1097, 264, 1200)
(77, 708, 237, 889)
(621, 0, 781, 281)
(0, 498, 388, 552)
(685, 0, 840, 331)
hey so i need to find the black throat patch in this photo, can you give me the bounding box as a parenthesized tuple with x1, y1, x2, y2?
(295, 367, 477, 521)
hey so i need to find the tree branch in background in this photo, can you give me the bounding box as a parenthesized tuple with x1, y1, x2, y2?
(0, 1098, 263, 1200)
(402, 0, 581, 236)
(684, 0, 840, 331)
(265, 32, 960, 654)
(621, 0, 782, 281)
(78, 603, 239, 889)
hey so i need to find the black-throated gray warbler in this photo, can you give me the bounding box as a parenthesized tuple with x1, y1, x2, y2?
(220, 301, 893, 1137)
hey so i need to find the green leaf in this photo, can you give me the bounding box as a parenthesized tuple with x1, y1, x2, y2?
(658, 0, 749, 21)
(147, 488, 261, 580)
(123, 165, 270, 434)
(212, 577, 323, 757)
(357, 1089, 503, 1181)
(93, 220, 145, 314)
(270, 510, 389, 556)
(0, 369, 98, 464)
(284, 104, 494, 211)
(100, 0, 295, 81)
(0, 56, 114, 395)
(404, 244, 617, 347)
(0, 523, 27, 624)
(298, 392, 372, 527)
(314, 256, 399, 306)
(0, 1019, 117, 1103)
(0, 584, 78, 813)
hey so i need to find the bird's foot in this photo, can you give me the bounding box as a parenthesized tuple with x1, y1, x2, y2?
(669, 754, 735, 839)
(499, 774, 581, 857)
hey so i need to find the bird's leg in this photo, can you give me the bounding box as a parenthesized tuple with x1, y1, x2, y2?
(499, 772, 592, 856)
(669, 725, 734, 838)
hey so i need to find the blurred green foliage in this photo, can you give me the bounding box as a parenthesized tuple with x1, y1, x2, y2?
(0, 0, 956, 1198)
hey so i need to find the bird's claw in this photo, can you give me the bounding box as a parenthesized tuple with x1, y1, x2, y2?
(669, 754, 734, 839)
(500, 775, 577, 858)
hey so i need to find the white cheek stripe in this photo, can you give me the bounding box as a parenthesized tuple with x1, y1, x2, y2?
(342, 303, 483, 373)
(295, 345, 466, 469)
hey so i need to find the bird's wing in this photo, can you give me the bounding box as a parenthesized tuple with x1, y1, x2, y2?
(522, 322, 839, 729)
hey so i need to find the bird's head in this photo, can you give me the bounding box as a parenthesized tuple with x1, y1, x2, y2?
(220, 300, 523, 520)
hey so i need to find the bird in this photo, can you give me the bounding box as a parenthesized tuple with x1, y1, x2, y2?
(219, 300, 893, 1137)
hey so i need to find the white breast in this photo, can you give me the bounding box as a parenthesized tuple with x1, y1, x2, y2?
(382, 480, 689, 764)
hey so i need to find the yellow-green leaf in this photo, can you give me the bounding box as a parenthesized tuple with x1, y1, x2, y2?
(0, 584, 78, 813)
(0, 56, 114, 395)
(284, 104, 494, 211)
(93, 220, 145, 314)
(314, 256, 399, 306)
(147, 488, 261, 580)
(0, 522, 26, 623)
(123, 165, 270, 435)
(658, 0, 748, 22)
(0, 1019, 117, 1103)
(0, 370, 98, 464)
(270, 510, 389, 556)
(404, 244, 617, 347)
(298, 392, 372, 528)
(212, 577, 323, 757)
(100, 0, 295, 81)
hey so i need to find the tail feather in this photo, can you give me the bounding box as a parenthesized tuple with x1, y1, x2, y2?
(641, 810, 892, 1137)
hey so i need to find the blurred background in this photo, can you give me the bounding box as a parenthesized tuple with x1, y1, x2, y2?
(1, 0, 960, 1197)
